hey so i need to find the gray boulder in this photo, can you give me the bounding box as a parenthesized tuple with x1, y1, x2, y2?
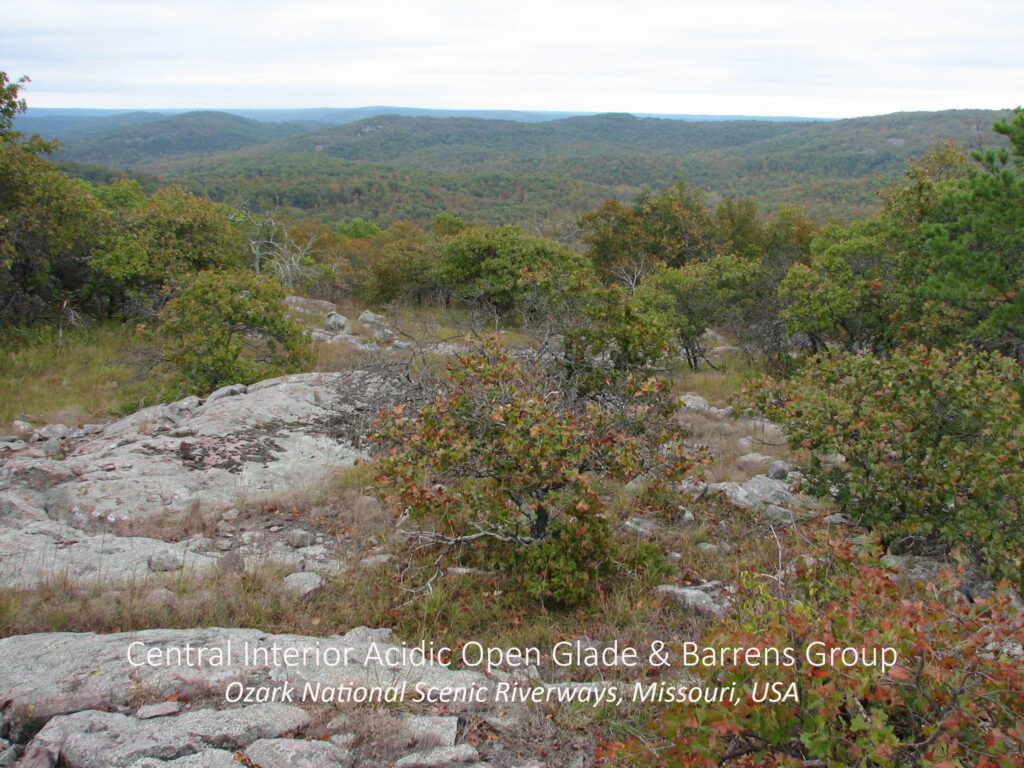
(324, 312, 351, 334)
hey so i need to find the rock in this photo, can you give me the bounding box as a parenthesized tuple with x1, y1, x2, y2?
(0, 372, 365, 588)
(656, 585, 726, 617)
(763, 505, 795, 525)
(765, 460, 791, 480)
(204, 383, 247, 405)
(284, 295, 337, 314)
(394, 744, 481, 767)
(12, 420, 33, 436)
(282, 571, 324, 599)
(881, 554, 947, 586)
(737, 437, 754, 453)
(823, 513, 850, 525)
(324, 312, 351, 334)
(706, 481, 757, 509)
(13, 746, 52, 768)
(147, 550, 184, 572)
(736, 453, 773, 474)
(358, 554, 394, 570)
(245, 738, 354, 768)
(285, 529, 316, 548)
(622, 517, 659, 539)
(681, 509, 695, 524)
(135, 702, 181, 719)
(399, 715, 459, 748)
(127, 749, 240, 767)
(679, 394, 710, 414)
(357, 310, 386, 326)
(743, 475, 795, 507)
(27, 704, 311, 768)
(29, 424, 70, 443)
(0, 627, 488, 744)
(696, 542, 730, 553)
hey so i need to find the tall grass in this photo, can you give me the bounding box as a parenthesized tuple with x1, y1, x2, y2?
(0, 322, 167, 431)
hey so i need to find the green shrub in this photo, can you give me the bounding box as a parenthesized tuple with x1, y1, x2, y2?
(372, 337, 692, 605)
(159, 270, 314, 396)
(748, 345, 1024, 588)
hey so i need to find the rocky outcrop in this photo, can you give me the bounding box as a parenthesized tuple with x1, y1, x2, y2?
(0, 626, 490, 767)
(0, 374, 366, 586)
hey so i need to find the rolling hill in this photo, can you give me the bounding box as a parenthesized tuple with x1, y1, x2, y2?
(20, 106, 1012, 227)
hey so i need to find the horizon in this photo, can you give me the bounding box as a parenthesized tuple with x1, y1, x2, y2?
(6, 1, 1022, 120)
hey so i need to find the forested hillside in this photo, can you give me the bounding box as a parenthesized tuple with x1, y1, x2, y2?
(19, 106, 1008, 226)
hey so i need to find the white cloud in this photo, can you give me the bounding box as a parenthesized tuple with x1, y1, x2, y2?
(5, 0, 1023, 116)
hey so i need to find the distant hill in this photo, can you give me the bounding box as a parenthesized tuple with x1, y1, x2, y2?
(20, 106, 1012, 227)
(32, 111, 314, 169)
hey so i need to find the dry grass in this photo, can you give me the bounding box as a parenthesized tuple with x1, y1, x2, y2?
(0, 322, 169, 432)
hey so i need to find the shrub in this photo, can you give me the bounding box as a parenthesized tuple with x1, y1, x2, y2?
(372, 337, 693, 605)
(631, 538, 1024, 767)
(159, 270, 314, 395)
(748, 345, 1024, 589)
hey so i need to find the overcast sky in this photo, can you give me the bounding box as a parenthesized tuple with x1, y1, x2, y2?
(5, 0, 1022, 118)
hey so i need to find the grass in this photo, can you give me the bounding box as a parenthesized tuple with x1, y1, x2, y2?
(0, 322, 169, 432)
(677, 349, 763, 407)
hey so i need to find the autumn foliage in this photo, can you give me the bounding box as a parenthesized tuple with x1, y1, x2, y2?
(372, 337, 693, 604)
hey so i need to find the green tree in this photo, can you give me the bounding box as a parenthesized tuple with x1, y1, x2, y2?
(93, 187, 244, 315)
(912, 109, 1024, 359)
(638, 253, 762, 368)
(579, 180, 718, 289)
(434, 225, 589, 316)
(159, 270, 314, 395)
(0, 145, 109, 324)
(777, 221, 896, 353)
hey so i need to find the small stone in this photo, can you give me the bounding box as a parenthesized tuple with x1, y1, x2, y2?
(681, 509, 695, 524)
(359, 554, 394, 570)
(31, 423, 70, 442)
(656, 585, 726, 617)
(623, 516, 659, 539)
(763, 505, 795, 525)
(283, 571, 324, 599)
(736, 453, 773, 474)
(12, 419, 33, 436)
(823, 513, 850, 525)
(766, 460, 791, 480)
(135, 701, 181, 719)
(221, 508, 239, 521)
(679, 394, 710, 413)
(286, 529, 316, 548)
(325, 312, 351, 333)
(148, 550, 184, 572)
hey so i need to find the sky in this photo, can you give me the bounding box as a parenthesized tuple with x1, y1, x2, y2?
(5, 0, 1023, 119)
